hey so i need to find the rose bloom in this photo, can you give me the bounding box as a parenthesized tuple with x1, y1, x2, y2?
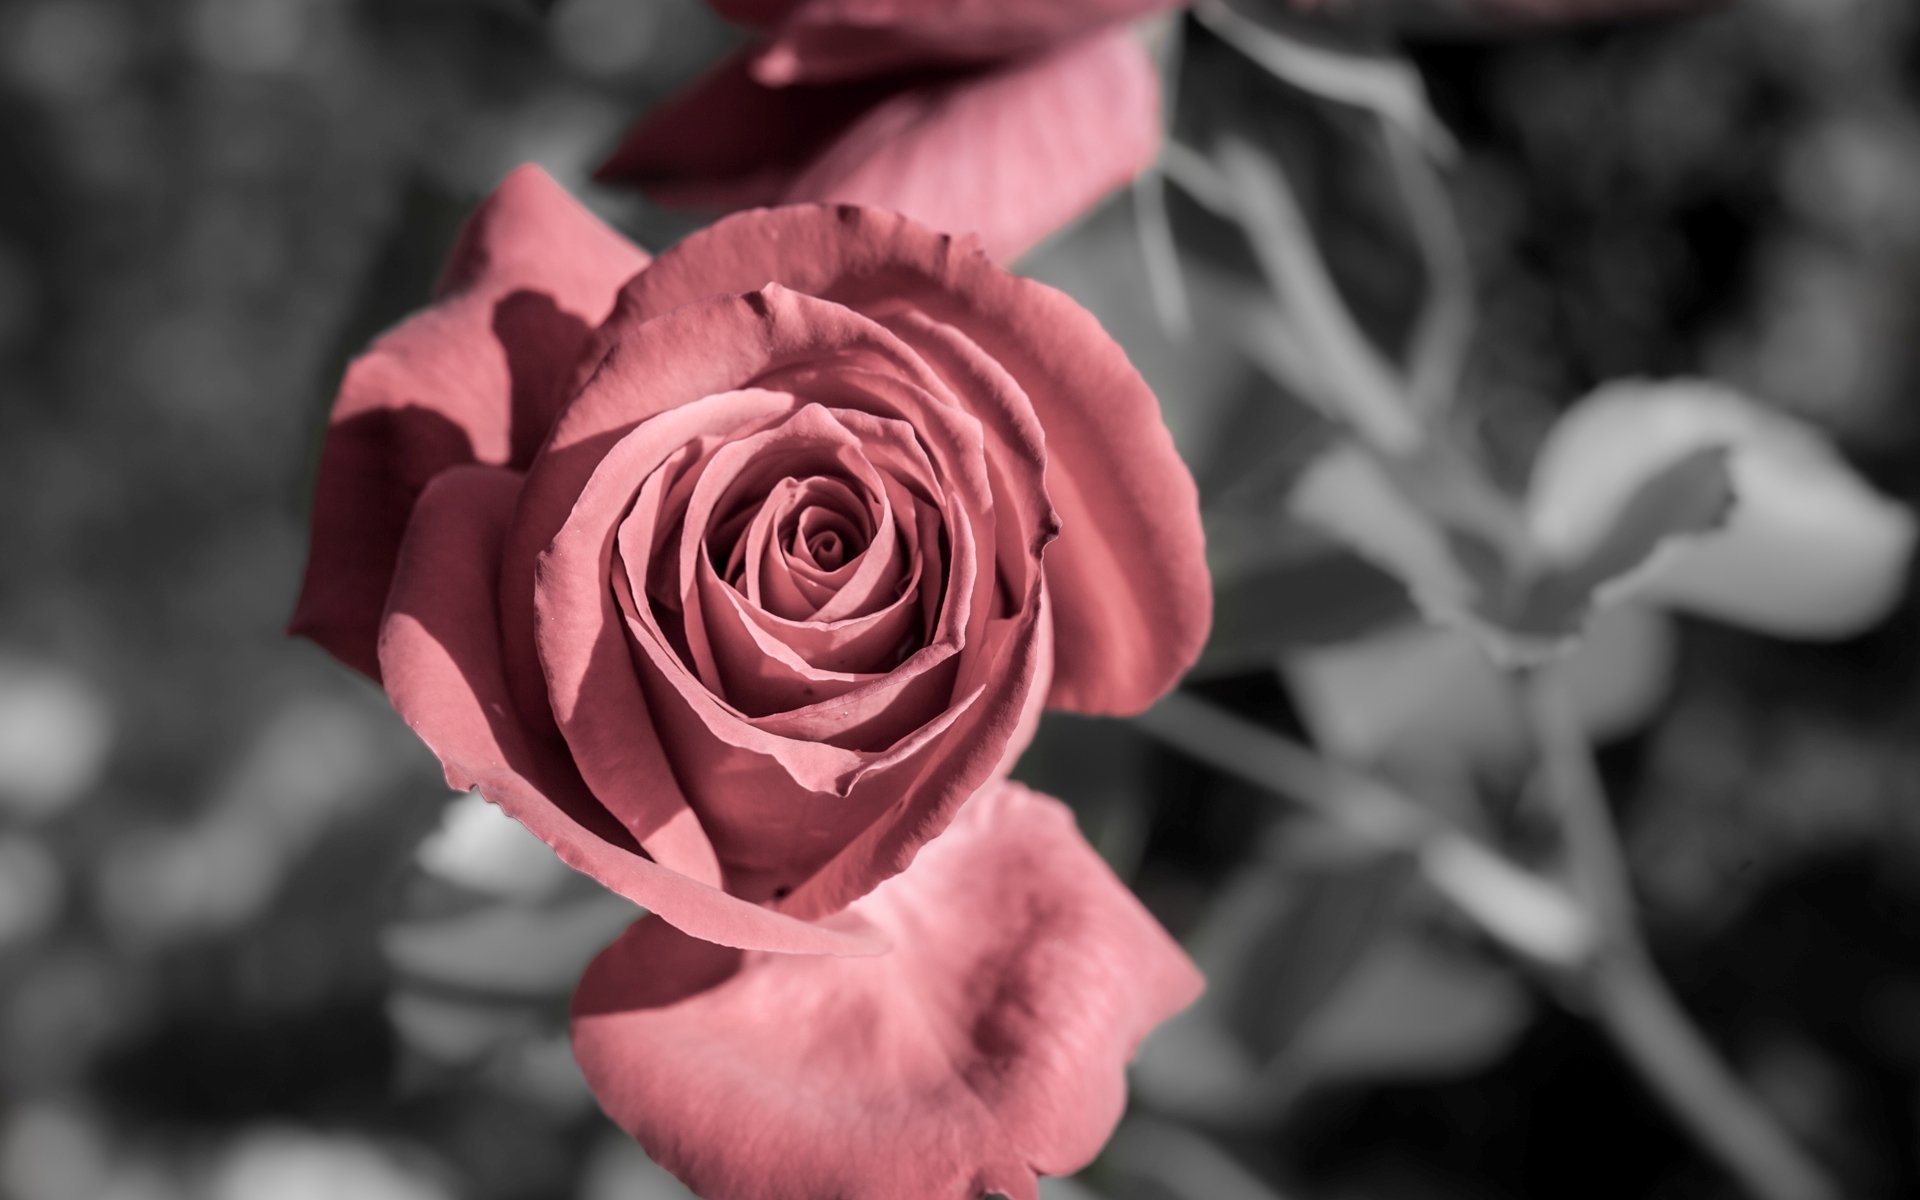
(598, 0, 1183, 260)
(290, 167, 1207, 1197)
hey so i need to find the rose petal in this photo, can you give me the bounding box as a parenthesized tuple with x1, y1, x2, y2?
(571, 780, 1203, 1200)
(595, 50, 903, 211)
(290, 165, 647, 678)
(710, 0, 800, 25)
(754, 0, 1178, 83)
(775, 596, 1051, 921)
(616, 205, 1209, 714)
(780, 32, 1162, 262)
(535, 389, 797, 878)
(379, 463, 881, 956)
(504, 283, 977, 724)
(602, 31, 1162, 262)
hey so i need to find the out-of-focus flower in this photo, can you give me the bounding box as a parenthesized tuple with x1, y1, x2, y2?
(291, 167, 1206, 1195)
(572, 781, 1201, 1200)
(1526, 381, 1912, 638)
(597, 1, 1175, 260)
(1287, 381, 1914, 763)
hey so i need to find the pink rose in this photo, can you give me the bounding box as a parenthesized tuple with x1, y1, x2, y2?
(289, 164, 1209, 952)
(292, 164, 1207, 1197)
(598, 0, 1182, 260)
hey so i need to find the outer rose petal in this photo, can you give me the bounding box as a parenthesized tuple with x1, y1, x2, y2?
(378, 463, 883, 957)
(613, 205, 1211, 713)
(755, 0, 1179, 83)
(572, 781, 1203, 1200)
(710, 0, 800, 25)
(601, 32, 1161, 263)
(289, 165, 647, 678)
(594, 51, 903, 212)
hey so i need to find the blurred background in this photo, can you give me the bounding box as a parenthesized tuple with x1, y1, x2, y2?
(2, 0, 1918, 1197)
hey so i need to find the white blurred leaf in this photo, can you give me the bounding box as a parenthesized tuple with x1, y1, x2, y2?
(383, 894, 637, 997)
(385, 796, 637, 1078)
(416, 792, 573, 901)
(1529, 380, 1915, 638)
(1284, 601, 1678, 764)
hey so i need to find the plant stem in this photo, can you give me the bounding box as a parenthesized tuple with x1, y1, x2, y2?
(1137, 692, 1593, 970)
(1379, 121, 1473, 417)
(1517, 667, 1838, 1200)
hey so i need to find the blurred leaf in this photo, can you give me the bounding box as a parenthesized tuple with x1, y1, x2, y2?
(383, 894, 637, 999)
(1282, 374, 1906, 665)
(1495, 441, 1736, 641)
(1537, 444, 1735, 604)
(1528, 380, 1916, 639)
(415, 792, 575, 902)
(383, 795, 637, 1081)
(1134, 833, 1416, 1118)
(1288, 443, 1483, 612)
(1284, 602, 1679, 765)
(1200, 534, 1418, 676)
(1212, 844, 1416, 1060)
(1287, 932, 1532, 1083)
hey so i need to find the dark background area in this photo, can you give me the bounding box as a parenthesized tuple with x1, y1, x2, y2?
(1, 0, 1917, 1197)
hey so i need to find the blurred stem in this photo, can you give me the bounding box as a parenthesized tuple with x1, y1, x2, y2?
(1190, 0, 1454, 157)
(1380, 122, 1474, 417)
(1517, 667, 1838, 1200)
(1517, 668, 1636, 936)
(1135, 12, 1192, 339)
(1214, 135, 1426, 455)
(1137, 692, 1593, 970)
